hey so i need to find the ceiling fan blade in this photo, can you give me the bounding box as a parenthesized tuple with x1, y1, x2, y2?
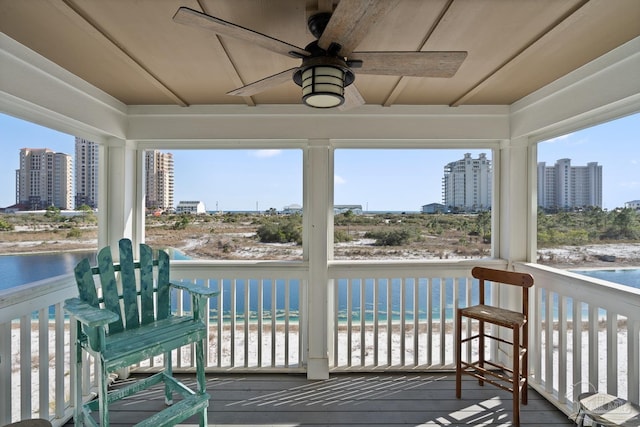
(173, 7, 308, 59)
(351, 51, 468, 77)
(227, 68, 298, 97)
(318, 0, 399, 56)
(338, 84, 365, 111)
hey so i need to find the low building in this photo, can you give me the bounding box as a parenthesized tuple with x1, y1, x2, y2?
(625, 200, 640, 210)
(421, 203, 446, 214)
(175, 200, 206, 214)
(282, 204, 302, 215)
(334, 205, 363, 215)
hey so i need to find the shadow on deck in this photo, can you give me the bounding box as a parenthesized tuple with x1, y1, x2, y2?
(66, 372, 574, 426)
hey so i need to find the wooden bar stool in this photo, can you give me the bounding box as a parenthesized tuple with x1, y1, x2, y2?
(455, 266, 534, 427)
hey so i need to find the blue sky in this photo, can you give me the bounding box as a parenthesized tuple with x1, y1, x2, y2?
(1, 112, 638, 211)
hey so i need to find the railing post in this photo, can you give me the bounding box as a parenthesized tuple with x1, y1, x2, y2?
(305, 140, 331, 379)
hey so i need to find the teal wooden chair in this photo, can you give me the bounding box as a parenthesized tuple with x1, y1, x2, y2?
(64, 238, 218, 427)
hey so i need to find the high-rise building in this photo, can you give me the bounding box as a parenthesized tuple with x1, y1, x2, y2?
(145, 150, 174, 212)
(75, 138, 99, 209)
(537, 159, 602, 210)
(442, 153, 492, 212)
(16, 148, 73, 210)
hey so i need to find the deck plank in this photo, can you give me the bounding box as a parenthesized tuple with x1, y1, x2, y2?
(65, 373, 574, 426)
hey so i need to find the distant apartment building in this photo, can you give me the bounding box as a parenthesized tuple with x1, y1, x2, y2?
(145, 150, 174, 211)
(175, 200, 206, 214)
(537, 159, 602, 210)
(16, 148, 73, 210)
(74, 138, 99, 209)
(442, 153, 491, 212)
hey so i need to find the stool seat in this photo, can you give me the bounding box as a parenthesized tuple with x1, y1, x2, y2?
(458, 304, 526, 328)
(576, 392, 640, 427)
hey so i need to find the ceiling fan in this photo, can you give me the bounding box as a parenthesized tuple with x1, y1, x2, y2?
(173, 1, 467, 109)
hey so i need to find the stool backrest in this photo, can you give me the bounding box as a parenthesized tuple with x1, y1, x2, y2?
(472, 266, 534, 316)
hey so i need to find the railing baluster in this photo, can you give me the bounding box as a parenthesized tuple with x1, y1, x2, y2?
(257, 279, 263, 367)
(0, 321, 12, 424)
(545, 290, 554, 393)
(373, 278, 379, 367)
(413, 277, 419, 366)
(284, 279, 290, 368)
(347, 278, 353, 367)
(606, 312, 618, 396)
(628, 320, 640, 403)
(572, 299, 583, 402)
(38, 308, 49, 420)
(230, 279, 236, 367)
(244, 280, 250, 368)
(386, 278, 392, 367)
(558, 295, 567, 404)
(55, 303, 65, 420)
(20, 314, 31, 419)
(588, 305, 599, 390)
(360, 279, 365, 367)
(271, 278, 277, 367)
(400, 278, 406, 367)
(426, 278, 433, 366)
(439, 278, 445, 366)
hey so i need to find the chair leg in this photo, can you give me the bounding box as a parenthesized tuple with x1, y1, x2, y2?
(196, 339, 208, 427)
(99, 358, 109, 427)
(455, 310, 462, 399)
(74, 327, 84, 426)
(512, 327, 520, 427)
(164, 351, 173, 405)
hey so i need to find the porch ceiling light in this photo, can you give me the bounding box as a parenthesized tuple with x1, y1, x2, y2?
(293, 55, 355, 109)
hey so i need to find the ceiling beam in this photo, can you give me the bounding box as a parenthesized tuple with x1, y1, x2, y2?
(55, 0, 189, 107)
(198, 0, 256, 106)
(383, 0, 455, 107)
(450, 0, 590, 107)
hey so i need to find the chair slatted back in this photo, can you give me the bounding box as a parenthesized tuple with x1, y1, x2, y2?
(73, 238, 172, 335)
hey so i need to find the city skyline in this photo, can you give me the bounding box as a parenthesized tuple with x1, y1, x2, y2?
(1, 112, 638, 212)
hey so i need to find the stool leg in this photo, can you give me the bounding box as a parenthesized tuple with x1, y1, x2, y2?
(522, 321, 528, 406)
(455, 310, 462, 398)
(513, 327, 520, 427)
(478, 319, 485, 386)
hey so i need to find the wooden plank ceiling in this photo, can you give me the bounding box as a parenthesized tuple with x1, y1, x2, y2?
(1, 0, 638, 108)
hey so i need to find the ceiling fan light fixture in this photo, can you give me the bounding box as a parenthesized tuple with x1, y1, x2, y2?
(301, 65, 345, 108)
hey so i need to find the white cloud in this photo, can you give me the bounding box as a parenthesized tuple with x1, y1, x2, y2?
(543, 133, 574, 143)
(252, 149, 282, 158)
(334, 175, 346, 185)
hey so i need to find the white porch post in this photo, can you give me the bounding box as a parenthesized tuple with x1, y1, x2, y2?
(98, 139, 145, 256)
(305, 139, 332, 379)
(496, 136, 533, 365)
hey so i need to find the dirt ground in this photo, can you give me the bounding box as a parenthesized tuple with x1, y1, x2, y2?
(2, 218, 640, 268)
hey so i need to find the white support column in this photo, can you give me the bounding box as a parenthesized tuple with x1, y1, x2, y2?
(498, 136, 531, 265)
(305, 139, 332, 379)
(98, 138, 145, 257)
(496, 137, 533, 364)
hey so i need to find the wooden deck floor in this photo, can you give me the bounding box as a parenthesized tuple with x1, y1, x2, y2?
(66, 373, 575, 426)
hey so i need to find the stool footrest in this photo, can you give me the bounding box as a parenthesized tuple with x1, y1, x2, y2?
(460, 360, 527, 395)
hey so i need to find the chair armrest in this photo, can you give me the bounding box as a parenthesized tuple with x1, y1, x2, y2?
(170, 280, 220, 297)
(64, 297, 119, 327)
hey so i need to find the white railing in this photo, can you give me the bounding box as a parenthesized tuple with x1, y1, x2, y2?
(516, 262, 640, 415)
(2, 258, 638, 425)
(0, 273, 78, 426)
(169, 260, 308, 371)
(328, 259, 507, 370)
